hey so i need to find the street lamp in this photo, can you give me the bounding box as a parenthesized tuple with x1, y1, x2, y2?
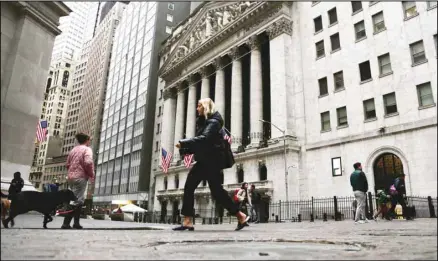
(259, 119, 289, 201)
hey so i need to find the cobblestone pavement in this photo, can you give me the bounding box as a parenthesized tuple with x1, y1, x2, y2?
(1, 215, 437, 260)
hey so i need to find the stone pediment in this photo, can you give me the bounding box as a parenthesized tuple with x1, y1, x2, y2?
(159, 1, 262, 79)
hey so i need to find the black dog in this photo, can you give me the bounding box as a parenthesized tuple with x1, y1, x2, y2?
(2, 189, 77, 229)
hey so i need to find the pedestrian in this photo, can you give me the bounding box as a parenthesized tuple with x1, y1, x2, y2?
(173, 98, 250, 231)
(249, 184, 261, 223)
(61, 132, 95, 229)
(236, 182, 252, 216)
(350, 162, 369, 224)
(8, 172, 24, 200)
(373, 189, 391, 221)
(388, 174, 411, 220)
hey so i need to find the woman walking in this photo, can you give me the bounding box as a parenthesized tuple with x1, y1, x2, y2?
(62, 132, 95, 229)
(173, 98, 250, 231)
(236, 182, 252, 216)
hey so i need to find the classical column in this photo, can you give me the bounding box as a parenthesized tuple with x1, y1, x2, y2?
(247, 36, 264, 146)
(229, 47, 243, 150)
(213, 57, 226, 119)
(200, 67, 210, 99)
(161, 88, 177, 157)
(185, 76, 197, 139)
(266, 18, 294, 139)
(173, 83, 186, 161)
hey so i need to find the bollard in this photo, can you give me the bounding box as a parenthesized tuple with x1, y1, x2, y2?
(298, 214, 302, 222)
(368, 192, 374, 219)
(279, 200, 282, 223)
(323, 213, 327, 222)
(428, 196, 436, 218)
(333, 196, 340, 221)
(275, 215, 279, 223)
(310, 213, 314, 222)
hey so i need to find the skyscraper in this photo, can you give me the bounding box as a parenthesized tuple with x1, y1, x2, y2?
(92, 1, 190, 208)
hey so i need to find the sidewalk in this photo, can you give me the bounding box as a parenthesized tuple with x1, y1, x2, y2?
(1, 215, 437, 260)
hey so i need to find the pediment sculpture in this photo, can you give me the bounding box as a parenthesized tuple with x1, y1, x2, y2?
(170, 2, 257, 68)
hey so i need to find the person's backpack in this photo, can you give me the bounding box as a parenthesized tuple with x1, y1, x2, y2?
(233, 189, 240, 203)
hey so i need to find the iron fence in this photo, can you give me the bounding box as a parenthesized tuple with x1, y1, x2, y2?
(124, 194, 437, 225)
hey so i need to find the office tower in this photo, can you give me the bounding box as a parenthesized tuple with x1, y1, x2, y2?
(93, 1, 190, 208)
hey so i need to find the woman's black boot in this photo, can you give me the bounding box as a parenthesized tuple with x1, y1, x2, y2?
(72, 205, 83, 229)
(61, 216, 73, 229)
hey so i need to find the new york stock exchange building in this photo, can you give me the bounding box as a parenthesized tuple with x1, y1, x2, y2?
(150, 1, 437, 222)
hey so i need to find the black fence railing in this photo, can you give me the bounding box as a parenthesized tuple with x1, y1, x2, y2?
(124, 194, 437, 225)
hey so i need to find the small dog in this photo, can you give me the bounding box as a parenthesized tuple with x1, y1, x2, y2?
(2, 190, 77, 229)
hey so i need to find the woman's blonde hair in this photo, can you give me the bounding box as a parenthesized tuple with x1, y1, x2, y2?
(198, 98, 217, 119)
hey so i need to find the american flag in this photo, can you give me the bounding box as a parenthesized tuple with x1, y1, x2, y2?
(161, 148, 172, 174)
(183, 154, 194, 168)
(36, 120, 48, 142)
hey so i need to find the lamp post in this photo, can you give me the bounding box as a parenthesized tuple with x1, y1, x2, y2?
(259, 119, 289, 201)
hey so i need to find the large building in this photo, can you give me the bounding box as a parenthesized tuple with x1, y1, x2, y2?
(50, 2, 99, 63)
(92, 1, 191, 207)
(1, 2, 71, 192)
(76, 2, 127, 198)
(153, 1, 437, 218)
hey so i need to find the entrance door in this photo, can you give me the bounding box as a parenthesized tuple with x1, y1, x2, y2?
(373, 153, 404, 193)
(160, 201, 168, 223)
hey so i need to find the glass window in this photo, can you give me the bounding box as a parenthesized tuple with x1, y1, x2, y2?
(410, 40, 426, 64)
(383, 92, 398, 115)
(333, 71, 344, 90)
(328, 8, 338, 25)
(378, 53, 392, 75)
(417, 82, 435, 107)
(167, 14, 173, 22)
(165, 26, 172, 34)
(354, 21, 366, 40)
(314, 16, 323, 33)
(402, 2, 417, 18)
(363, 98, 376, 120)
(330, 33, 341, 51)
(316, 40, 325, 58)
(351, 1, 363, 13)
(336, 106, 348, 127)
(318, 77, 328, 96)
(359, 60, 372, 82)
(320, 111, 331, 131)
(372, 11, 386, 33)
(331, 157, 342, 176)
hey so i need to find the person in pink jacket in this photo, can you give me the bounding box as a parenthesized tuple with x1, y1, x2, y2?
(61, 132, 95, 229)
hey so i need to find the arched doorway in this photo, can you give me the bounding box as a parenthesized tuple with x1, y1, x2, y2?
(373, 153, 404, 193)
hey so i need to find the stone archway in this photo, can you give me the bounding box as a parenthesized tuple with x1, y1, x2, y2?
(373, 153, 404, 194)
(365, 146, 412, 195)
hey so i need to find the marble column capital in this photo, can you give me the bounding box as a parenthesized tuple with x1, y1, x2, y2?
(186, 75, 197, 86)
(266, 17, 293, 40)
(246, 35, 262, 50)
(211, 57, 226, 70)
(228, 47, 241, 61)
(198, 67, 210, 79)
(163, 87, 177, 100)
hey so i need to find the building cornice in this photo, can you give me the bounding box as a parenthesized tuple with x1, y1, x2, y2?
(159, 1, 285, 82)
(15, 2, 71, 36)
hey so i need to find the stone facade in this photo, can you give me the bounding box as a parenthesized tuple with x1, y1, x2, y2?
(152, 1, 437, 216)
(1, 2, 71, 189)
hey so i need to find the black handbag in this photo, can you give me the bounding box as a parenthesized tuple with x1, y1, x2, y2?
(219, 128, 235, 169)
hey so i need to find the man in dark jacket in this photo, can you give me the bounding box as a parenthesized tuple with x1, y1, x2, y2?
(350, 162, 369, 224)
(249, 184, 261, 223)
(8, 172, 24, 199)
